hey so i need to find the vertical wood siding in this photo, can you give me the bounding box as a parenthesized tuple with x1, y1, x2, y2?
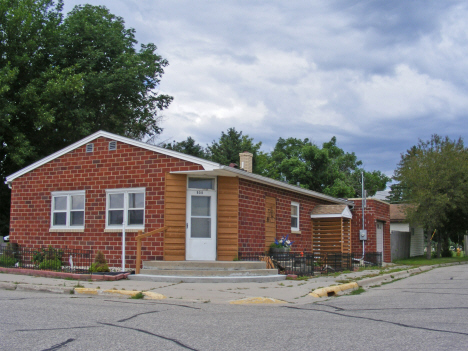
(164, 173, 187, 261)
(217, 176, 239, 260)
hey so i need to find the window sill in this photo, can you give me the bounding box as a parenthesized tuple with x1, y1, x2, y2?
(49, 228, 85, 233)
(104, 228, 144, 233)
(291, 230, 302, 234)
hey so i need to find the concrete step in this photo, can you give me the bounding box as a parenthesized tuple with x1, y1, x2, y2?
(139, 268, 278, 277)
(142, 261, 267, 271)
(128, 274, 286, 283)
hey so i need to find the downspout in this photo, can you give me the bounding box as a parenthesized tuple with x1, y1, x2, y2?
(361, 171, 365, 259)
(122, 219, 126, 272)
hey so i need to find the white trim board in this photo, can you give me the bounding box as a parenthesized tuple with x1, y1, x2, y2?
(5, 130, 221, 185)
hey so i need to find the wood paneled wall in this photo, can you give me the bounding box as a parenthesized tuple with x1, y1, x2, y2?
(217, 176, 239, 260)
(164, 173, 187, 261)
(312, 217, 351, 254)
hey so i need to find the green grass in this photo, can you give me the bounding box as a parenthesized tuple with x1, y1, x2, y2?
(130, 292, 145, 299)
(393, 255, 468, 266)
(349, 287, 365, 295)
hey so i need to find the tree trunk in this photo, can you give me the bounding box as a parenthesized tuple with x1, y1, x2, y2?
(436, 231, 442, 258)
(426, 228, 433, 259)
(426, 236, 432, 259)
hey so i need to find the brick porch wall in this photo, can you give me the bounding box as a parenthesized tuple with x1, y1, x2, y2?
(9, 136, 203, 269)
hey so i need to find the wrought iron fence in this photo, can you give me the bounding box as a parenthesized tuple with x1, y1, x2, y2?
(238, 251, 382, 276)
(0, 244, 93, 273)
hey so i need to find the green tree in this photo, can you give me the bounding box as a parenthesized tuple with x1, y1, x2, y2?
(0, 0, 172, 237)
(261, 136, 389, 198)
(208, 128, 262, 171)
(162, 137, 208, 159)
(393, 135, 468, 258)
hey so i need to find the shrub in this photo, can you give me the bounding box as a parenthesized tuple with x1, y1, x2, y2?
(38, 258, 62, 271)
(33, 246, 63, 265)
(90, 251, 110, 273)
(0, 255, 16, 267)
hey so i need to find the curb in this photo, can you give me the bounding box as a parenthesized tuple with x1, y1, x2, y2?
(74, 288, 166, 299)
(0, 267, 131, 281)
(309, 262, 466, 298)
(309, 282, 359, 298)
(229, 297, 287, 304)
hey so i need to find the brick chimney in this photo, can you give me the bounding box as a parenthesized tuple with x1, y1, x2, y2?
(239, 151, 253, 173)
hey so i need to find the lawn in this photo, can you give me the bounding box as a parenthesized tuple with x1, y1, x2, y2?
(394, 254, 468, 266)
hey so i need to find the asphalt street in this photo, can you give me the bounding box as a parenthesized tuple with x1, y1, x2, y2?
(1, 264, 467, 351)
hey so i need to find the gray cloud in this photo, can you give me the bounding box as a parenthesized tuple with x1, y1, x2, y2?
(63, 0, 468, 179)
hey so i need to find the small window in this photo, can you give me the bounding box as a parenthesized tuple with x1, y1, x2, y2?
(86, 143, 94, 153)
(51, 191, 85, 229)
(188, 178, 215, 190)
(109, 141, 117, 151)
(291, 202, 300, 231)
(106, 188, 145, 228)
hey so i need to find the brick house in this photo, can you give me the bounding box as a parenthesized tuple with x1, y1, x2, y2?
(5, 131, 390, 269)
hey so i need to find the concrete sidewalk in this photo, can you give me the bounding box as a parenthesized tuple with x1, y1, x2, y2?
(1, 264, 450, 304)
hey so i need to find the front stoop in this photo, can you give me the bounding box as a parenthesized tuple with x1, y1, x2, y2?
(129, 261, 286, 283)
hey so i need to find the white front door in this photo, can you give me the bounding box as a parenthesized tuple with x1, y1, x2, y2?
(186, 178, 217, 261)
(376, 222, 384, 253)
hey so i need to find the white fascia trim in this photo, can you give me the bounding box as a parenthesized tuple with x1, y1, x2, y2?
(5, 130, 222, 185)
(181, 167, 352, 206)
(310, 207, 353, 219)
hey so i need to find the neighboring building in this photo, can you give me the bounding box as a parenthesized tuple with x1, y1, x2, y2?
(390, 204, 424, 257)
(5, 131, 392, 270)
(349, 198, 391, 263)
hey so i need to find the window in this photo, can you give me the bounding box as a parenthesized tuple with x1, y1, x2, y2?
(188, 177, 215, 190)
(291, 202, 300, 231)
(51, 191, 85, 229)
(106, 188, 145, 228)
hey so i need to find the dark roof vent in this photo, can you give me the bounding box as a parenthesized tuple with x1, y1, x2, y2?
(229, 163, 238, 168)
(86, 143, 94, 153)
(109, 141, 117, 151)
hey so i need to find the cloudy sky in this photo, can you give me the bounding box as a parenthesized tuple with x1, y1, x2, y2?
(63, 0, 468, 177)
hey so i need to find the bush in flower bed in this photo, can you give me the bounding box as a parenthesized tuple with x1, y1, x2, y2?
(89, 251, 110, 273)
(0, 255, 16, 267)
(38, 258, 62, 271)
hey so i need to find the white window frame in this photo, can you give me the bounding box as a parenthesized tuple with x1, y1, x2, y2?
(291, 201, 300, 232)
(50, 190, 85, 229)
(105, 188, 145, 229)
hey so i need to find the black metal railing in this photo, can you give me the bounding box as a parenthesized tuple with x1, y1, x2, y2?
(0, 244, 93, 274)
(238, 251, 382, 276)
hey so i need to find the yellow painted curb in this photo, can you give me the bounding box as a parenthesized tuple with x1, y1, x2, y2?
(229, 297, 286, 305)
(73, 288, 166, 299)
(74, 288, 98, 295)
(309, 282, 358, 298)
(103, 289, 140, 296)
(143, 291, 166, 300)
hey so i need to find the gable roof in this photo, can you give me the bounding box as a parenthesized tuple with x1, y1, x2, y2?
(5, 130, 220, 185)
(5, 130, 353, 206)
(310, 204, 352, 219)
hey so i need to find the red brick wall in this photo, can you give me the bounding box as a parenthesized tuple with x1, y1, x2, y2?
(9, 136, 203, 268)
(238, 179, 334, 255)
(350, 199, 391, 262)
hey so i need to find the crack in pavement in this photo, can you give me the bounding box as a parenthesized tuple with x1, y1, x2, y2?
(16, 326, 102, 332)
(284, 306, 468, 337)
(118, 310, 160, 322)
(104, 299, 201, 309)
(41, 338, 75, 351)
(98, 322, 199, 351)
